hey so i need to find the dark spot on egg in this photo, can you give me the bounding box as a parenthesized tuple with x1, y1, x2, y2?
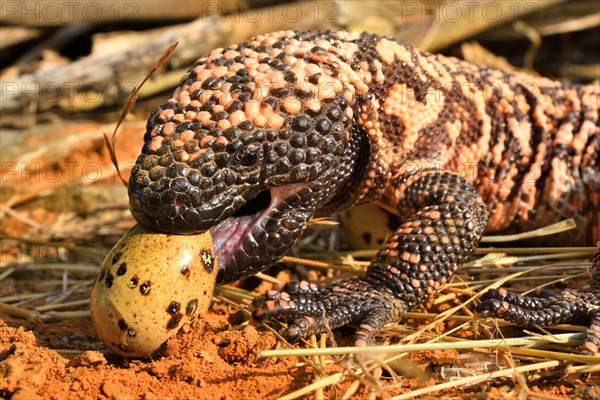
(186, 299, 198, 315)
(118, 344, 131, 353)
(166, 313, 183, 330)
(181, 264, 190, 276)
(140, 281, 151, 295)
(362, 232, 372, 246)
(167, 301, 180, 314)
(112, 252, 122, 265)
(127, 329, 137, 337)
(116, 262, 127, 276)
(118, 319, 128, 331)
(105, 273, 114, 288)
(128, 276, 139, 288)
(98, 269, 105, 282)
(199, 250, 214, 272)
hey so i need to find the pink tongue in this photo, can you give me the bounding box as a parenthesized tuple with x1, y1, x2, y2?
(209, 182, 310, 269)
(210, 215, 253, 268)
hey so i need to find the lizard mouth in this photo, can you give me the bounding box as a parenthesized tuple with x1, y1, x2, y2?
(209, 183, 306, 273)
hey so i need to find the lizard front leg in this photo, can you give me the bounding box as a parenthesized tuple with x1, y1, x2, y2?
(252, 169, 488, 346)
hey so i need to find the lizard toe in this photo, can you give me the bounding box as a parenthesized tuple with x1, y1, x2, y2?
(252, 280, 328, 319)
(477, 287, 554, 316)
(581, 313, 600, 355)
(283, 315, 330, 343)
(252, 280, 322, 308)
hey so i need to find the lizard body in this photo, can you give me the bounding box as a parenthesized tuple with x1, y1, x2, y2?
(128, 30, 600, 353)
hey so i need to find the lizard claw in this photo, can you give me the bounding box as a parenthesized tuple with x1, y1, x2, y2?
(252, 278, 407, 346)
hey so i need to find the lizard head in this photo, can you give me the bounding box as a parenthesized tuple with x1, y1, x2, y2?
(127, 31, 384, 282)
(128, 98, 355, 282)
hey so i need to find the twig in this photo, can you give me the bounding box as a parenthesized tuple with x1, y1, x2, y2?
(0, 204, 39, 227)
(36, 299, 90, 312)
(0, 302, 41, 319)
(104, 41, 179, 187)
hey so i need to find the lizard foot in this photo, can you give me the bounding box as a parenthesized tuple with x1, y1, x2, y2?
(476, 287, 600, 355)
(252, 278, 407, 346)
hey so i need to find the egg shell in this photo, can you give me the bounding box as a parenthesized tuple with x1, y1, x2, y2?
(340, 203, 395, 250)
(90, 224, 217, 357)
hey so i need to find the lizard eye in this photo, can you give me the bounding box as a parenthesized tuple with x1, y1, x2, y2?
(239, 145, 261, 167)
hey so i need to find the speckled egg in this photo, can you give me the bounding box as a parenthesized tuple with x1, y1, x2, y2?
(90, 224, 217, 357)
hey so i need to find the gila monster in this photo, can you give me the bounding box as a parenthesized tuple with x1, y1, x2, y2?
(128, 30, 600, 354)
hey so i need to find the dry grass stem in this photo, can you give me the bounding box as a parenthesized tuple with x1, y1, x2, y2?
(480, 219, 576, 242)
(260, 332, 588, 358)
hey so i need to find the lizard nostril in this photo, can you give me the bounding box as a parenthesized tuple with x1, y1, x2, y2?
(175, 198, 185, 212)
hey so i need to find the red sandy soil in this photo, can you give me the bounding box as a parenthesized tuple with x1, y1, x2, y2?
(1, 305, 314, 400)
(2, 299, 599, 399)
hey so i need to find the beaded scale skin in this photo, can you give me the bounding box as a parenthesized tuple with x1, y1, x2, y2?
(127, 30, 600, 353)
